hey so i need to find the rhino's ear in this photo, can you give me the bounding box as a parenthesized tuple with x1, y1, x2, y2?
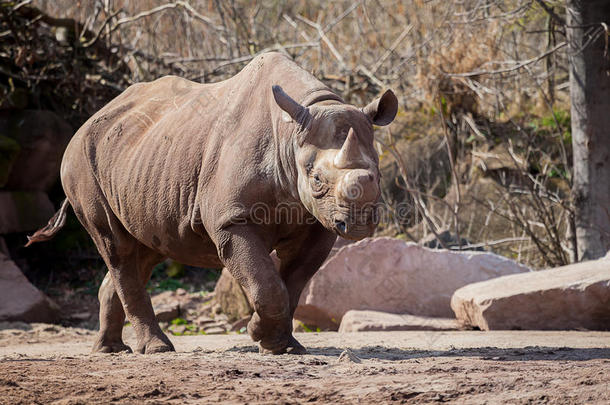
(272, 85, 307, 123)
(363, 89, 398, 126)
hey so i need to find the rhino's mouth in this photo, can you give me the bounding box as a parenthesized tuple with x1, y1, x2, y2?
(333, 219, 375, 240)
(332, 209, 377, 240)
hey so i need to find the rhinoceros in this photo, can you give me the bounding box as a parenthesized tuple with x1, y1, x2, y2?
(27, 52, 397, 354)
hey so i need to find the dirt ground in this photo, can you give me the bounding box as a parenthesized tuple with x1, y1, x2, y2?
(1, 324, 609, 404)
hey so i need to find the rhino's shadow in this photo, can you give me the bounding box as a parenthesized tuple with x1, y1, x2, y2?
(226, 344, 610, 362)
(307, 345, 610, 362)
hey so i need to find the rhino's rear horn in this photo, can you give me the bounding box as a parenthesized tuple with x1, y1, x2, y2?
(272, 85, 307, 124)
(334, 128, 366, 169)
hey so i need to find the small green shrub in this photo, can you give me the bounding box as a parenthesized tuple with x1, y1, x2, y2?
(171, 318, 187, 325)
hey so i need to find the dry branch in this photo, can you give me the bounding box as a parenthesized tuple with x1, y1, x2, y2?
(445, 41, 567, 78)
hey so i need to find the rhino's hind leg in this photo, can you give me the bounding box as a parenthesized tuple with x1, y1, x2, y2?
(91, 246, 163, 354)
(91, 272, 132, 353)
(70, 192, 170, 354)
(90, 234, 170, 354)
(96, 240, 170, 354)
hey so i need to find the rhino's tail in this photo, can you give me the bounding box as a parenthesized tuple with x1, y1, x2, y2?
(25, 198, 70, 247)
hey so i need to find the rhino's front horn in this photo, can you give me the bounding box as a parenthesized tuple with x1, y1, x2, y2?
(334, 128, 365, 169)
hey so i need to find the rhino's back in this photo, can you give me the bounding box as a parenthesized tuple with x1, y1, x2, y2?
(62, 76, 227, 262)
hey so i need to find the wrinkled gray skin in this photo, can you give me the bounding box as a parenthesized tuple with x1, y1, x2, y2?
(30, 52, 397, 354)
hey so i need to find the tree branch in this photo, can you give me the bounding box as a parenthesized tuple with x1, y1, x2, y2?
(445, 41, 566, 77)
(533, 0, 566, 26)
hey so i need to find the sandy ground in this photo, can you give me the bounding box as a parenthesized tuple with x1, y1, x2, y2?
(1, 324, 609, 404)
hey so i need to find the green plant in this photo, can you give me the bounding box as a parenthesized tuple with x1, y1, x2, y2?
(171, 318, 187, 325)
(300, 323, 321, 333)
(165, 261, 185, 278)
(147, 262, 186, 292)
(147, 278, 185, 292)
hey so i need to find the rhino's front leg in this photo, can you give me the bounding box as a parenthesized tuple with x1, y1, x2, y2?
(276, 223, 337, 354)
(216, 225, 292, 354)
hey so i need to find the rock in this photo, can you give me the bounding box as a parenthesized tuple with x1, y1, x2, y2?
(0, 135, 20, 188)
(292, 319, 303, 332)
(293, 305, 340, 331)
(328, 237, 354, 258)
(337, 348, 361, 363)
(421, 230, 482, 251)
(0, 236, 8, 255)
(0, 110, 72, 191)
(154, 303, 180, 323)
(69, 311, 91, 322)
(202, 321, 227, 330)
(338, 310, 460, 332)
(213, 269, 253, 322)
(214, 313, 229, 322)
(168, 324, 187, 335)
(292, 319, 321, 333)
(451, 257, 610, 330)
(0, 253, 60, 323)
(151, 290, 211, 317)
(231, 316, 251, 332)
(204, 326, 226, 335)
(150, 290, 175, 306)
(195, 315, 215, 326)
(295, 237, 530, 330)
(0, 191, 55, 233)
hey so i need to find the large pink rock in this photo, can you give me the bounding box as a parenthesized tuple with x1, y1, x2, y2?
(0, 253, 60, 323)
(294, 237, 530, 330)
(451, 255, 610, 330)
(338, 310, 460, 332)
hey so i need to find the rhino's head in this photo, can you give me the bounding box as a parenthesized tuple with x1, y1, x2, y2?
(273, 85, 397, 240)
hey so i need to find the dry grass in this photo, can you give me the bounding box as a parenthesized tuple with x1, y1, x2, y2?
(7, 0, 573, 267)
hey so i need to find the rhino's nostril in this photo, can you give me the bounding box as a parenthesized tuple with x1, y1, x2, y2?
(335, 220, 347, 234)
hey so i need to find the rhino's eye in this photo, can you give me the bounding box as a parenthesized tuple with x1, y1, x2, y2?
(305, 162, 314, 174)
(311, 173, 327, 198)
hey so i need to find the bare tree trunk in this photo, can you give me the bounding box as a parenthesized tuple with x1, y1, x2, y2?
(567, 0, 610, 260)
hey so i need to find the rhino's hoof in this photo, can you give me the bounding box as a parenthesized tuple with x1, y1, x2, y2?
(136, 335, 175, 354)
(258, 343, 285, 355)
(286, 336, 308, 355)
(144, 343, 175, 354)
(258, 336, 307, 355)
(92, 341, 132, 354)
(246, 313, 264, 342)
